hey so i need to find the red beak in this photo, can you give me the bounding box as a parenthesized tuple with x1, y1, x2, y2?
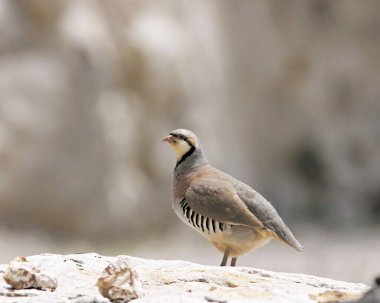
(162, 135, 174, 143)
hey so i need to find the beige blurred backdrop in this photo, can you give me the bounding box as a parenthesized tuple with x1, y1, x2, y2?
(0, 0, 379, 284)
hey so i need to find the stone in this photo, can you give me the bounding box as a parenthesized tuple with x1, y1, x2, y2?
(0, 253, 370, 303)
(347, 277, 380, 303)
(3, 256, 57, 291)
(97, 257, 143, 302)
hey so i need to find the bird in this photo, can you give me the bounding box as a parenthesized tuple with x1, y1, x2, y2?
(163, 128, 303, 267)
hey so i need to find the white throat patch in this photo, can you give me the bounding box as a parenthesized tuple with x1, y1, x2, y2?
(171, 140, 192, 160)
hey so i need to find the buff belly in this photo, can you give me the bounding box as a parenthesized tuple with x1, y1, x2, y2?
(205, 225, 272, 257)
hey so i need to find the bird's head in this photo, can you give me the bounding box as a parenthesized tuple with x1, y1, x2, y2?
(162, 129, 208, 169)
(162, 129, 198, 160)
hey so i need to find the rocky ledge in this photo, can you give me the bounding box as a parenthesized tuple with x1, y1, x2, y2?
(0, 253, 370, 303)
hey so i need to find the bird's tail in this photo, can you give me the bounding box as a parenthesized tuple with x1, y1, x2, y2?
(277, 228, 304, 252)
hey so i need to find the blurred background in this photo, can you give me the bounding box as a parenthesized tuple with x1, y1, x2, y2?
(0, 0, 379, 284)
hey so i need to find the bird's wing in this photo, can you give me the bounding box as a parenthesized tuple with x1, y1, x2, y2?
(235, 182, 304, 251)
(184, 178, 264, 229)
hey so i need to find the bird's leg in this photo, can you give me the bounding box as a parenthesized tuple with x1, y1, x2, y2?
(230, 257, 237, 267)
(220, 247, 230, 266)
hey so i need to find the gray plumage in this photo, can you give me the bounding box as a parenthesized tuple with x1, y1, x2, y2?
(164, 128, 303, 266)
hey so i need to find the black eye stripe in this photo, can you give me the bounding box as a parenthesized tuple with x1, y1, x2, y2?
(170, 133, 182, 139)
(170, 133, 193, 143)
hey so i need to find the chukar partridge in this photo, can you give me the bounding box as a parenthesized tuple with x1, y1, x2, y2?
(163, 129, 303, 266)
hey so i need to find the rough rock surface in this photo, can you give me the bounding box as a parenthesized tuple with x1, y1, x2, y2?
(97, 257, 143, 301)
(347, 277, 380, 303)
(0, 253, 369, 303)
(3, 256, 57, 291)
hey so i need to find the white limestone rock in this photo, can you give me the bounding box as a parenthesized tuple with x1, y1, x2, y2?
(3, 256, 57, 291)
(0, 253, 370, 303)
(97, 256, 143, 301)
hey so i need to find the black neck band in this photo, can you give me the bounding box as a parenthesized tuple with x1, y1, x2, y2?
(175, 139, 195, 169)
